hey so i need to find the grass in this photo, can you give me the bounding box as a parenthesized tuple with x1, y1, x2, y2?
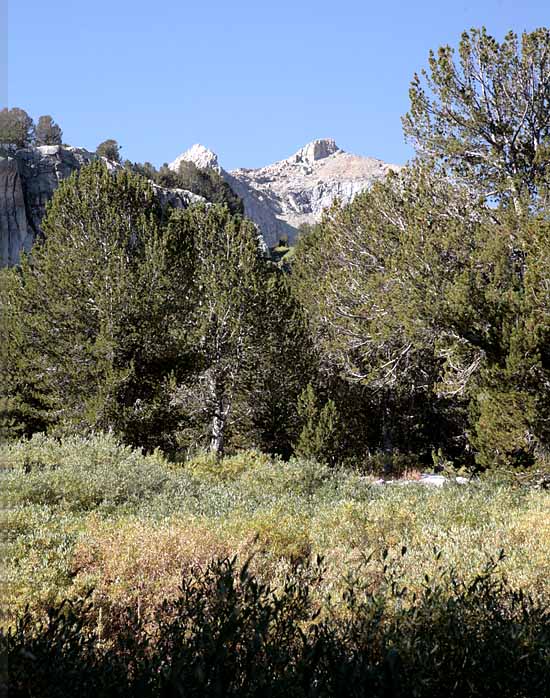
(2, 432, 550, 627)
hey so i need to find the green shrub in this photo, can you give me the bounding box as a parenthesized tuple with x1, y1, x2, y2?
(237, 456, 332, 499)
(4, 434, 550, 644)
(2, 433, 170, 512)
(3, 506, 81, 614)
(5, 555, 550, 698)
(183, 449, 272, 482)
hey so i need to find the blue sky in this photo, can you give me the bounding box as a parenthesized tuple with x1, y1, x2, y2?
(6, 1, 550, 170)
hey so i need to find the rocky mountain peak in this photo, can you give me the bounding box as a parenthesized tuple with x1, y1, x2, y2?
(224, 141, 400, 246)
(169, 143, 220, 173)
(0, 137, 399, 266)
(290, 138, 341, 164)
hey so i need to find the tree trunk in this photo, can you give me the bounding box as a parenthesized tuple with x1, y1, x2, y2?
(381, 395, 393, 476)
(210, 407, 226, 456)
(208, 371, 228, 457)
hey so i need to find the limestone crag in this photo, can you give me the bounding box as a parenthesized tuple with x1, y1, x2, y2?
(0, 146, 204, 266)
(170, 138, 399, 246)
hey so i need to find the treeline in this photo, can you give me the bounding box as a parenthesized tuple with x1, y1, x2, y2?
(2, 27, 550, 472)
(0, 108, 122, 157)
(291, 27, 550, 471)
(0, 108, 63, 149)
(0, 162, 310, 458)
(127, 158, 244, 216)
(0, 107, 243, 215)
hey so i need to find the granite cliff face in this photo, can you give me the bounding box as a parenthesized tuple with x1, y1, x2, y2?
(0, 146, 203, 266)
(169, 138, 399, 246)
(0, 157, 30, 267)
(0, 146, 97, 266)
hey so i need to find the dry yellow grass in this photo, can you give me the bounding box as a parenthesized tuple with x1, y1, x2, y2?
(71, 514, 230, 611)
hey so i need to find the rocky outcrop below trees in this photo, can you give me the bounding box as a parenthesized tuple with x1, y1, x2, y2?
(0, 146, 204, 267)
(0, 157, 30, 267)
(0, 146, 99, 265)
(170, 139, 400, 246)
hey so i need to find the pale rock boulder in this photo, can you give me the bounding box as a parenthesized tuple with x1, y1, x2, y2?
(151, 183, 206, 210)
(371, 474, 470, 487)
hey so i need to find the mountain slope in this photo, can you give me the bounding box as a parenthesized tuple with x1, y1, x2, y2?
(0, 146, 204, 266)
(0, 139, 399, 266)
(170, 139, 399, 245)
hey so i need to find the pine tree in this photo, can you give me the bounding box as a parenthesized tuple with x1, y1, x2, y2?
(169, 205, 266, 456)
(96, 139, 121, 162)
(292, 165, 477, 463)
(294, 383, 342, 465)
(0, 108, 34, 150)
(467, 215, 550, 468)
(232, 270, 316, 457)
(35, 115, 63, 146)
(0, 162, 195, 450)
(403, 27, 550, 214)
(293, 161, 550, 469)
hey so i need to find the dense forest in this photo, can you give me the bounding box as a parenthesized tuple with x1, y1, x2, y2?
(2, 26, 550, 697)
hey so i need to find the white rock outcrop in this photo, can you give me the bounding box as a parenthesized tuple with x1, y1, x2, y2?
(169, 143, 221, 173)
(229, 139, 399, 243)
(169, 138, 400, 247)
(1, 138, 400, 265)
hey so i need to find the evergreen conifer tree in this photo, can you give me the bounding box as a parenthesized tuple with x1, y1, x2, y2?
(0, 162, 195, 450)
(35, 115, 63, 146)
(233, 270, 315, 457)
(96, 139, 121, 162)
(168, 205, 266, 456)
(0, 108, 34, 150)
(403, 27, 550, 213)
(294, 383, 342, 465)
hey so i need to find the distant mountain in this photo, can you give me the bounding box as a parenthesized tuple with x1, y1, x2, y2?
(169, 139, 400, 246)
(0, 139, 399, 266)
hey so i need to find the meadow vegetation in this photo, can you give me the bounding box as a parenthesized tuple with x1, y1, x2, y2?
(2, 433, 550, 695)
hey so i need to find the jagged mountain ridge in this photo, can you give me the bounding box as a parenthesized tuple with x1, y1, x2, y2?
(0, 138, 399, 266)
(169, 138, 399, 245)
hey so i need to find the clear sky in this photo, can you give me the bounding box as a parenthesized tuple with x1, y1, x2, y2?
(5, 0, 550, 170)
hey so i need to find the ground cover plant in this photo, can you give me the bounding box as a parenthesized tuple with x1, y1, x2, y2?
(2, 434, 550, 695)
